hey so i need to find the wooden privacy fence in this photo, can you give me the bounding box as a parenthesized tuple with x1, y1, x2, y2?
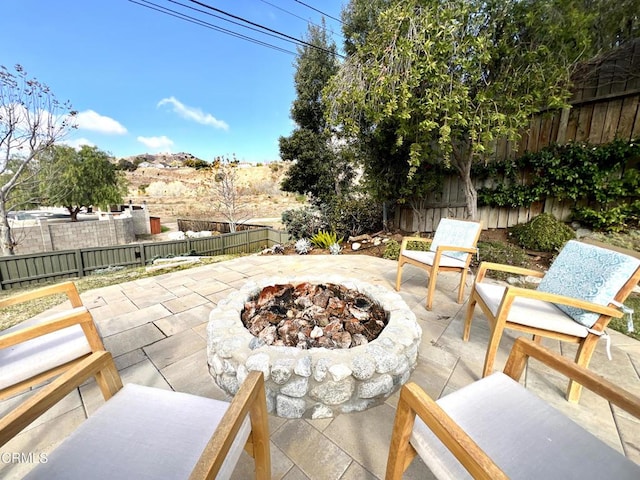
(176, 219, 268, 234)
(0, 228, 291, 290)
(393, 39, 640, 232)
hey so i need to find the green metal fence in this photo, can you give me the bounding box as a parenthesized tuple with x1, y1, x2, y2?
(0, 228, 291, 290)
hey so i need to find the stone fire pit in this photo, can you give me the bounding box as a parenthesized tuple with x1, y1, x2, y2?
(207, 276, 422, 419)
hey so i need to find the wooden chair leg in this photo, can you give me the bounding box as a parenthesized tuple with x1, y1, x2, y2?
(385, 389, 418, 480)
(462, 294, 477, 342)
(457, 268, 468, 304)
(482, 319, 505, 377)
(567, 336, 599, 403)
(395, 259, 405, 291)
(249, 388, 271, 480)
(426, 270, 437, 310)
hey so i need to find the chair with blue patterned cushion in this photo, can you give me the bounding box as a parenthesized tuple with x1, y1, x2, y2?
(396, 218, 482, 310)
(463, 239, 640, 403)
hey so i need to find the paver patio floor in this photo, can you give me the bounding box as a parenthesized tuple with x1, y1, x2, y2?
(2, 255, 639, 478)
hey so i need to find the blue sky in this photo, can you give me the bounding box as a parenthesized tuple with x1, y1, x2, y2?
(1, 0, 345, 163)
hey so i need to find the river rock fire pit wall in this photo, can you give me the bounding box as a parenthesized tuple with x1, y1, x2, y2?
(207, 276, 422, 419)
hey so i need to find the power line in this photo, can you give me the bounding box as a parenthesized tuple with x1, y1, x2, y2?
(130, 0, 298, 55)
(259, 0, 343, 39)
(165, 0, 304, 50)
(129, 0, 345, 59)
(293, 0, 344, 25)
(185, 0, 345, 58)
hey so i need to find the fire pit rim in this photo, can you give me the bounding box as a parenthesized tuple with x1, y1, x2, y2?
(207, 275, 422, 419)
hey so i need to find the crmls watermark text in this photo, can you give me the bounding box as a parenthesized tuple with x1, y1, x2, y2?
(0, 452, 48, 464)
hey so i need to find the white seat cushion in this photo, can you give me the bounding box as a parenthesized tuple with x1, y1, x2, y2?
(0, 307, 92, 391)
(24, 384, 251, 480)
(475, 283, 589, 338)
(403, 250, 467, 269)
(411, 373, 640, 479)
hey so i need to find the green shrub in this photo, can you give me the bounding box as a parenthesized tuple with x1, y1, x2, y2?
(183, 158, 210, 170)
(382, 238, 431, 260)
(587, 230, 640, 251)
(608, 294, 640, 341)
(326, 197, 383, 238)
(573, 200, 640, 232)
(281, 206, 328, 240)
(311, 230, 343, 249)
(383, 240, 401, 260)
(477, 241, 530, 280)
(509, 213, 575, 252)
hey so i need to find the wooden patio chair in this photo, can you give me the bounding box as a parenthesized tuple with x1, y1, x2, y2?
(385, 337, 640, 480)
(396, 218, 482, 310)
(0, 350, 271, 479)
(463, 239, 640, 403)
(0, 281, 104, 400)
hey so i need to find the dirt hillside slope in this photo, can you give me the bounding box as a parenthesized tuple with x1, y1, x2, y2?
(125, 162, 306, 224)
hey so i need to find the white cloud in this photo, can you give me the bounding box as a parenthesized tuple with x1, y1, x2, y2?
(75, 110, 127, 135)
(157, 96, 229, 130)
(60, 138, 96, 150)
(137, 135, 174, 150)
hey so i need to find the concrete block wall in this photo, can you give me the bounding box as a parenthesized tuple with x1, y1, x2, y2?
(13, 216, 136, 255)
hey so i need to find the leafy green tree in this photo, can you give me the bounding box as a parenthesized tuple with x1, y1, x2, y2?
(279, 21, 353, 205)
(41, 145, 127, 221)
(328, 0, 596, 220)
(0, 64, 75, 255)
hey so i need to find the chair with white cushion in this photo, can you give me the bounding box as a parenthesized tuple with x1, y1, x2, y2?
(0, 281, 104, 400)
(385, 337, 640, 480)
(463, 239, 640, 402)
(0, 350, 271, 479)
(396, 218, 482, 310)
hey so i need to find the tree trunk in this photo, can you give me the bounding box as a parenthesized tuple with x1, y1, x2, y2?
(67, 206, 81, 222)
(461, 172, 478, 221)
(0, 203, 15, 255)
(452, 141, 479, 221)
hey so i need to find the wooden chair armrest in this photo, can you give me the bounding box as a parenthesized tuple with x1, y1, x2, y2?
(0, 281, 82, 309)
(0, 307, 104, 351)
(500, 285, 623, 319)
(190, 371, 270, 480)
(401, 237, 432, 250)
(504, 338, 640, 419)
(435, 245, 477, 254)
(0, 351, 122, 448)
(386, 382, 508, 480)
(0, 307, 89, 347)
(476, 262, 543, 282)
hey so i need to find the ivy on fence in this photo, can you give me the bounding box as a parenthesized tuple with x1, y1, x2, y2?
(475, 138, 640, 231)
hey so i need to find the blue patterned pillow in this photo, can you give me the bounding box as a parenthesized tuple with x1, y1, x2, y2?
(430, 219, 481, 262)
(537, 240, 640, 328)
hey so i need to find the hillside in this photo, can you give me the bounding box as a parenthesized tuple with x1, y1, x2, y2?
(124, 162, 306, 225)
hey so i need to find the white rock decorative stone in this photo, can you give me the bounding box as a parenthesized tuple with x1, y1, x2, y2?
(206, 276, 422, 418)
(351, 242, 361, 251)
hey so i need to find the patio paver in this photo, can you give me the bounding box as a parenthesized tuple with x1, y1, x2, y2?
(2, 254, 639, 478)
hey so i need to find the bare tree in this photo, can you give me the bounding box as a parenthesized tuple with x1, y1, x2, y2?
(210, 156, 254, 233)
(0, 64, 75, 255)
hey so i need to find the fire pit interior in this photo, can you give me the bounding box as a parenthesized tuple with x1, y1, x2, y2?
(242, 282, 388, 349)
(207, 276, 422, 419)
